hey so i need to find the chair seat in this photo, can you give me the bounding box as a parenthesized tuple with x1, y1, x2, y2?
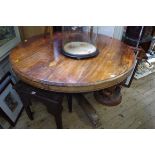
(14, 81, 64, 129)
(14, 81, 64, 103)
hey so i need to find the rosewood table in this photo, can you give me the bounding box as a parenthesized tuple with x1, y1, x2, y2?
(9, 33, 136, 128)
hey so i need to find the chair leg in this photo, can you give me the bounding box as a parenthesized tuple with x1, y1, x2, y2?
(25, 106, 33, 120)
(67, 94, 72, 112)
(55, 113, 63, 129)
(43, 100, 63, 128)
(18, 93, 33, 120)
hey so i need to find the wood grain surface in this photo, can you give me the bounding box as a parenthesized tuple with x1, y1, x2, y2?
(9, 33, 136, 93)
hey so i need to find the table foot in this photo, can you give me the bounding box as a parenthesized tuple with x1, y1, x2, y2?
(74, 94, 102, 128)
(94, 85, 122, 106)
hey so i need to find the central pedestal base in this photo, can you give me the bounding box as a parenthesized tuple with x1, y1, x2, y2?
(94, 86, 122, 106)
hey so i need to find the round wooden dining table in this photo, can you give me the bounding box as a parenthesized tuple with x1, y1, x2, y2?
(9, 32, 136, 127)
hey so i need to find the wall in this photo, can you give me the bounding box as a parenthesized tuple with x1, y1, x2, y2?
(20, 26, 45, 40)
(98, 26, 115, 37)
(98, 26, 124, 40)
(84, 26, 124, 40)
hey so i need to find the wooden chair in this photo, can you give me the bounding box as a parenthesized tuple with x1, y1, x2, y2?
(14, 81, 64, 129)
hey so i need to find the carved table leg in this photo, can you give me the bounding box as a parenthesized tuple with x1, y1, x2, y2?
(74, 94, 101, 128)
(94, 85, 122, 106)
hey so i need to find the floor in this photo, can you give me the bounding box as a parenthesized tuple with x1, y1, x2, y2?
(1, 72, 155, 129)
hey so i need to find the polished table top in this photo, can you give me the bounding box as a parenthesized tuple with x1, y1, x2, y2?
(10, 33, 136, 93)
